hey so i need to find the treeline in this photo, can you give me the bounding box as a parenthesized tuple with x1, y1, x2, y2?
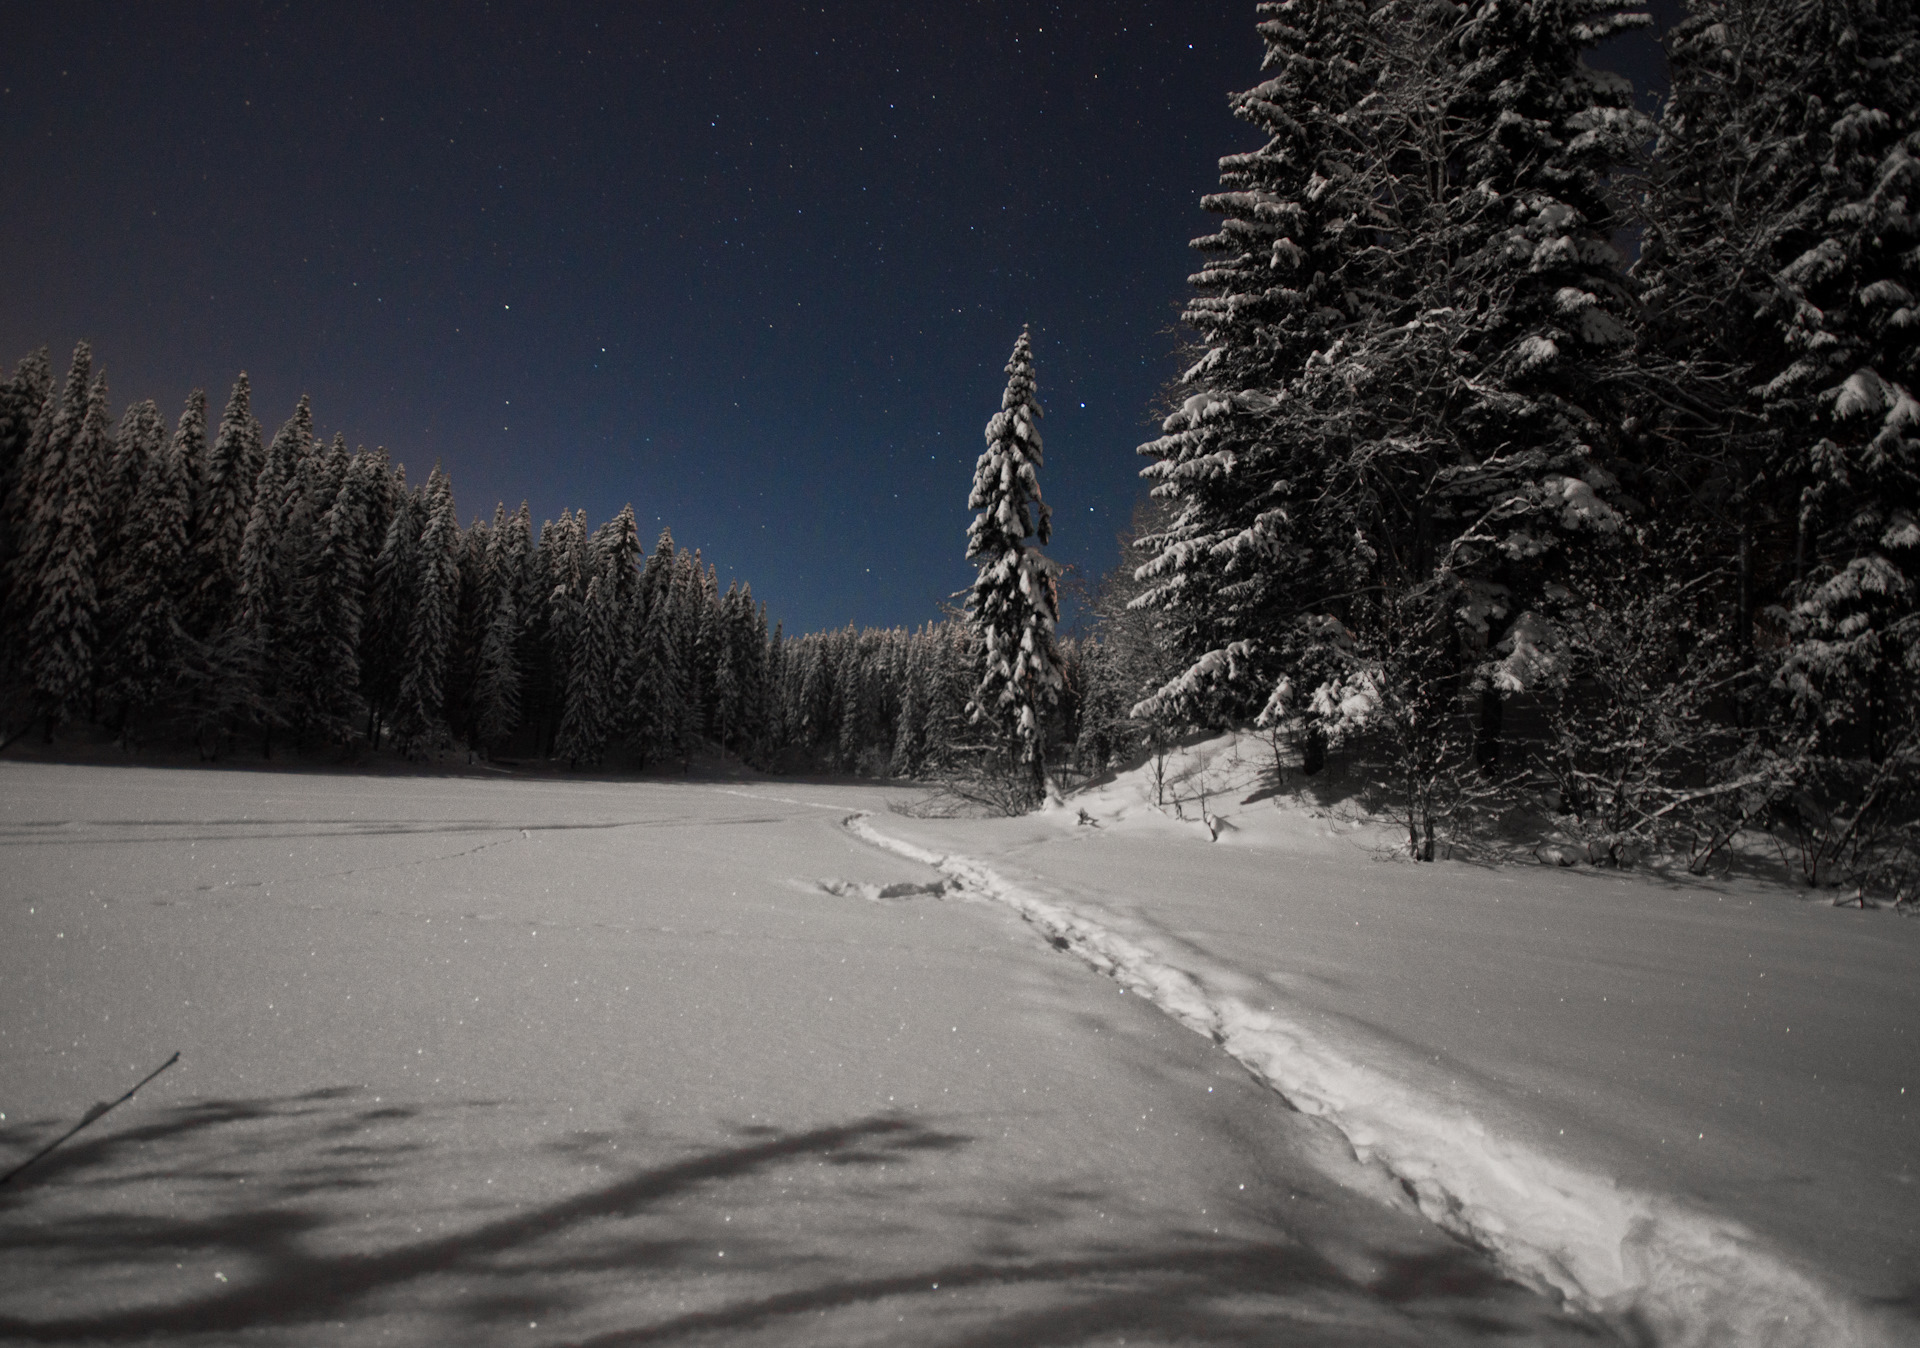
(1111, 0, 1919, 887)
(0, 345, 780, 766)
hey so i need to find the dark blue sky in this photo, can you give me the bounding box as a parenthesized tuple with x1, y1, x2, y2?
(1, 1, 1676, 636)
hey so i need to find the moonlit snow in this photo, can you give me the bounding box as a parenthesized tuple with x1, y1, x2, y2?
(0, 751, 1913, 1346)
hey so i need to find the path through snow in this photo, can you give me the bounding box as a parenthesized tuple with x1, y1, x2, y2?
(845, 736, 1918, 1348)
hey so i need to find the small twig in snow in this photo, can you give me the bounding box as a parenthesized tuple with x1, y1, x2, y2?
(1, 1052, 180, 1186)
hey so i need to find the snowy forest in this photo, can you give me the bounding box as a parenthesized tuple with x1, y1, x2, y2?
(2, 0, 1918, 895)
(0, 358, 787, 769)
(1101, 0, 1920, 896)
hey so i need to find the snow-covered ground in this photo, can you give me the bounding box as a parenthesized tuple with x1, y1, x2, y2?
(854, 733, 1920, 1347)
(0, 759, 1610, 1346)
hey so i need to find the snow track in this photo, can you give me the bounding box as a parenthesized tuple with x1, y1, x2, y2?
(846, 812, 1897, 1348)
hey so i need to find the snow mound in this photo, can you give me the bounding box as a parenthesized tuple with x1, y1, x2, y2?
(846, 810, 1895, 1348)
(814, 877, 951, 903)
(1062, 731, 1399, 852)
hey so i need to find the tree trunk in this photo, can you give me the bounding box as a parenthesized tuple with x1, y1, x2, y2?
(1474, 685, 1503, 771)
(1302, 722, 1327, 776)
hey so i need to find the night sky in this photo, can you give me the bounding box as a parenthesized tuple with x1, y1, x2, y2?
(1, 2, 1678, 637)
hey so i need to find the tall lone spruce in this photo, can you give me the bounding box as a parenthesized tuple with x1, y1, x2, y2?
(965, 326, 1063, 803)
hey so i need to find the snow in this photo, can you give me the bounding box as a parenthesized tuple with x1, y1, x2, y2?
(0, 760, 1605, 1345)
(851, 734, 1919, 1347)
(2, 753, 1913, 1345)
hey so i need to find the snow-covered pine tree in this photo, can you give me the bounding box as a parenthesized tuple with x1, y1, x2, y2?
(390, 466, 457, 760)
(669, 549, 710, 752)
(1641, 0, 1920, 885)
(1135, 0, 1647, 848)
(231, 396, 318, 751)
(1131, 0, 1387, 735)
(98, 399, 165, 596)
(762, 617, 787, 756)
(98, 389, 200, 736)
(554, 570, 615, 768)
(888, 629, 926, 777)
(8, 344, 93, 668)
(515, 511, 564, 755)
(1076, 497, 1185, 777)
(595, 503, 643, 734)
(26, 369, 109, 734)
(187, 373, 262, 641)
(0, 348, 53, 693)
(362, 468, 421, 745)
(282, 443, 374, 747)
(836, 632, 873, 771)
(533, 509, 591, 757)
(712, 580, 745, 754)
(965, 326, 1064, 804)
(443, 512, 494, 746)
(0, 349, 51, 524)
(627, 528, 685, 767)
(470, 503, 529, 752)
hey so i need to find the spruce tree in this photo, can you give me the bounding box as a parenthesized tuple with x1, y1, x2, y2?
(1131, 0, 1387, 730)
(1642, 0, 1920, 877)
(0, 348, 53, 689)
(471, 504, 528, 752)
(391, 467, 457, 760)
(0, 349, 51, 519)
(555, 571, 615, 768)
(283, 445, 373, 747)
(188, 373, 261, 640)
(26, 369, 109, 733)
(628, 529, 685, 766)
(596, 503, 644, 732)
(232, 397, 317, 749)
(10, 344, 93, 661)
(98, 399, 164, 594)
(516, 511, 564, 754)
(362, 469, 421, 743)
(712, 581, 746, 754)
(99, 390, 200, 735)
(964, 326, 1064, 802)
(1134, 0, 1648, 847)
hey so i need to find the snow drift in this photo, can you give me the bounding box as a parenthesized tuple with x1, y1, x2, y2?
(847, 809, 1901, 1348)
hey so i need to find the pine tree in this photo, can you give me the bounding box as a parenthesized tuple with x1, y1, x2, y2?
(1641, 0, 1920, 882)
(98, 399, 165, 594)
(26, 369, 109, 733)
(0, 348, 53, 690)
(596, 504, 644, 733)
(231, 397, 317, 750)
(444, 513, 494, 745)
(363, 468, 421, 743)
(9, 344, 93, 666)
(188, 373, 262, 640)
(283, 445, 373, 747)
(1131, 0, 1388, 732)
(471, 504, 529, 752)
(391, 467, 457, 760)
(98, 389, 200, 735)
(555, 572, 615, 768)
(516, 511, 563, 755)
(1131, 0, 1649, 848)
(0, 349, 51, 518)
(965, 326, 1064, 802)
(628, 529, 685, 767)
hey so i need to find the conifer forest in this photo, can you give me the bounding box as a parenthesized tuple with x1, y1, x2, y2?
(3, 0, 1918, 899)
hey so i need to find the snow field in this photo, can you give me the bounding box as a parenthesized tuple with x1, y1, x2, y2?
(0, 762, 1614, 1345)
(848, 735, 1917, 1348)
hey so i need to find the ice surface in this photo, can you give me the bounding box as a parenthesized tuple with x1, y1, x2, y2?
(850, 734, 1919, 1347)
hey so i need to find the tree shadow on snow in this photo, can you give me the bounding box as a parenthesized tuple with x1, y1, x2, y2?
(0, 1089, 1608, 1346)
